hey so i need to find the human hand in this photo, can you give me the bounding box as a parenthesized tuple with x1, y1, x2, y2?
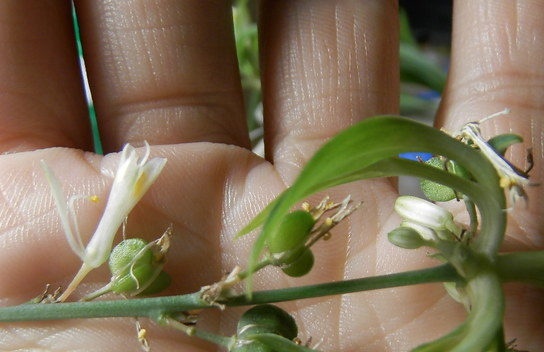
(0, 1, 542, 351)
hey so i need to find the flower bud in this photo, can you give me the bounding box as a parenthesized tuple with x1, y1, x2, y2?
(400, 220, 437, 241)
(387, 226, 427, 249)
(394, 196, 461, 236)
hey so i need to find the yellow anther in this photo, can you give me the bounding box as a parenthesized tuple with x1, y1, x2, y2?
(499, 177, 512, 189)
(138, 327, 147, 340)
(89, 195, 100, 203)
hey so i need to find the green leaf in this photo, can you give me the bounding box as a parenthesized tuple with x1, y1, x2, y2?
(487, 133, 523, 156)
(400, 43, 447, 93)
(399, 8, 418, 47)
(413, 271, 504, 352)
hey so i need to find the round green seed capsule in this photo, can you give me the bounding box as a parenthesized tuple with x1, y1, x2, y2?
(110, 263, 159, 294)
(281, 248, 314, 277)
(138, 270, 171, 296)
(446, 159, 471, 180)
(109, 238, 153, 275)
(231, 342, 273, 352)
(108, 238, 170, 296)
(237, 304, 298, 341)
(267, 210, 315, 254)
(420, 157, 457, 202)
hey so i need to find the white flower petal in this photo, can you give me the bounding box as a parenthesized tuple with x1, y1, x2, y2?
(395, 196, 451, 228)
(41, 160, 85, 259)
(395, 196, 461, 236)
(461, 123, 530, 190)
(83, 144, 167, 268)
(400, 220, 437, 241)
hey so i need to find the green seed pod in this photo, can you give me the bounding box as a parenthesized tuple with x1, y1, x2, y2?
(446, 159, 471, 180)
(110, 263, 159, 294)
(109, 238, 153, 275)
(388, 226, 427, 249)
(108, 238, 170, 296)
(231, 342, 273, 352)
(281, 248, 314, 277)
(237, 304, 298, 341)
(420, 157, 457, 202)
(267, 210, 315, 254)
(137, 270, 171, 296)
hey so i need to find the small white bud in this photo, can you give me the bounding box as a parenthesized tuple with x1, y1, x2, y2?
(395, 196, 461, 237)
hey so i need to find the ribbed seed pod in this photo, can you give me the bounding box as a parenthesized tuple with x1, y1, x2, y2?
(236, 304, 298, 341)
(108, 238, 170, 295)
(281, 248, 314, 277)
(267, 210, 315, 254)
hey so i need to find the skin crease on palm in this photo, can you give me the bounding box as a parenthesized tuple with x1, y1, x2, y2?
(0, 0, 543, 351)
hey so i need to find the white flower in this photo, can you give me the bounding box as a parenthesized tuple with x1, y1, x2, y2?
(84, 143, 166, 268)
(41, 142, 166, 301)
(394, 196, 462, 237)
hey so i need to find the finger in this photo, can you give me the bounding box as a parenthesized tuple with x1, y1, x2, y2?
(0, 1, 92, 152)
(259, 0, 399, 181)
(437, 1, 544, 246)
(75, 0, 249, 152)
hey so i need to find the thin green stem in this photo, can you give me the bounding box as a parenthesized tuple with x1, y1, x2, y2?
(81, 282, 113, 301)
(0, 292, 206, 322)
(0, 264, 458, 323)
(413, 270, 504, 352)
(225, 263, 458, 305)
(497, 251, 544, 286)
(3, 250, 540, 325)
(463, 197, 478, 239)
(158, 314, 232, 347)
(237, 258, 272, 281)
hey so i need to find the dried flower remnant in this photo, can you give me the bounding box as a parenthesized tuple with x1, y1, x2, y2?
(453, 109, 532, 204)
(41, 143, 167, 301)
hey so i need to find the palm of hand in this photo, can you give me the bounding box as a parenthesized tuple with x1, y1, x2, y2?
(1, 1, 543, 351)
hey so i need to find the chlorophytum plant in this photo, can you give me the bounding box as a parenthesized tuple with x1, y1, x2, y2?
(1, 3, 541, 352)
(0, 111, 542, 352)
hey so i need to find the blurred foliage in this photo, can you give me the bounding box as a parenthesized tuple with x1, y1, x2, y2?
(233, 0, 262, 145)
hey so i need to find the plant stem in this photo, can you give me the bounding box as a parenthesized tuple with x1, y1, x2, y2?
(158, 314, 232, 347)
(225, 263, 458, 305)
(1, 251, 541, 324)
(0, 264, 458, 323)
(0, 291, 206, 322)
(497, 251, 544, 286)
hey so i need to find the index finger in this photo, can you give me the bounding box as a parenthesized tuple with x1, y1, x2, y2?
(74, 0, 250, 153)
(0, 1, 92, 153)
